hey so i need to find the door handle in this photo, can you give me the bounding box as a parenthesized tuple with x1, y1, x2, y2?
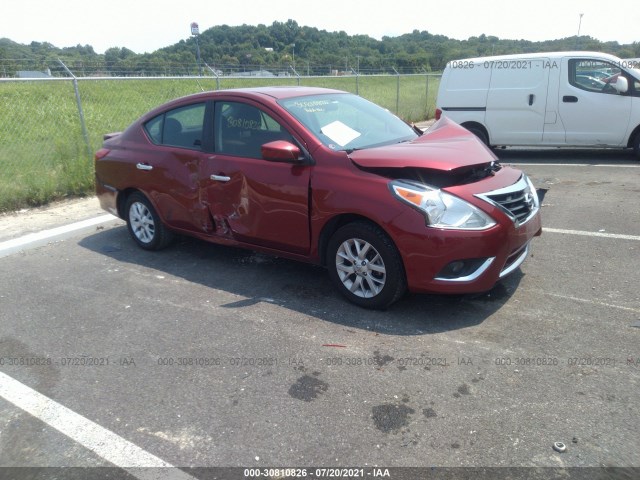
(528, 94, 534, 106)
(210, 174, 231, 182)
(563, 96, 578, 103)
(136, 163, 153, 171)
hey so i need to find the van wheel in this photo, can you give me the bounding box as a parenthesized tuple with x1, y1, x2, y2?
(125, 192, 174, 250)
(633, 133, 640, 159)
(326, 221, 406, 309)
(464, 125, 490, 146)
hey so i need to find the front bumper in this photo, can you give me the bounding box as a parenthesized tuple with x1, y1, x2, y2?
(391, 200, 541, 295)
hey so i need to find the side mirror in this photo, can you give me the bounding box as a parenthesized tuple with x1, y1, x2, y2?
(613, 76, 629, 93)
(261, 140, 304, 163)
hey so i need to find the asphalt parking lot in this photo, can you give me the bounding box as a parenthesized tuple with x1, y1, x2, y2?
(0, 149, 639, 480)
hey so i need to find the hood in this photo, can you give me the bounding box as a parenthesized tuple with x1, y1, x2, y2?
(348, 117, 497, 172)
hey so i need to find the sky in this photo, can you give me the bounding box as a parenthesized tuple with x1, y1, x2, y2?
(1, 0, 638, 54)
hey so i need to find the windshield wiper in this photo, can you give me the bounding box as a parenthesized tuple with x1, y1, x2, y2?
(411, 124, 424, 136)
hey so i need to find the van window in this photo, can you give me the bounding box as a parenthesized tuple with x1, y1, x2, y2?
(569, 59, 623, 95)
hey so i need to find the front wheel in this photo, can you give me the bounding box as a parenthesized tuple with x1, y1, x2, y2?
(125, 192, 174, 250)
(326, 221, 406, 309)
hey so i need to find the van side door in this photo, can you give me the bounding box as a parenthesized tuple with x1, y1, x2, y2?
(485, 58, 550, 145)
(558, 58, 632, 146)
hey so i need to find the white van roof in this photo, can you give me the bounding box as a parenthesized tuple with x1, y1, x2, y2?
(454, 51, 622, 63)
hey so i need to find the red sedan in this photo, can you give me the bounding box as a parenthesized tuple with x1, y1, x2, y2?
(95, 87, 541, 309)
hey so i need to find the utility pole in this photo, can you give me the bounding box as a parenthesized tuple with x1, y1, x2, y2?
(191, 22, 203, 76)
(576, 14, 584, 50)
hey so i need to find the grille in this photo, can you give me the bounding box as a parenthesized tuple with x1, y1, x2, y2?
(486, 190, 534, 223)
(476, 175, 538, 226)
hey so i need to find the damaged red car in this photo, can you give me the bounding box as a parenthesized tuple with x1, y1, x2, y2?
(95, 87, 541, 309)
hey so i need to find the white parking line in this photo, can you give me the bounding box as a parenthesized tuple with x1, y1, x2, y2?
(544, 227, 640, 241)
(0, 371, 196, 480)
(541, 292, 640, 314)
(507, 163, 639, 168)
(0, 214, 119, 258)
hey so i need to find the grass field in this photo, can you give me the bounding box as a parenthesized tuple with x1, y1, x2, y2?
(0, 74, 440, 212)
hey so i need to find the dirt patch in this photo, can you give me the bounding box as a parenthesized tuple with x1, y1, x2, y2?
(0, 197, 106, 243)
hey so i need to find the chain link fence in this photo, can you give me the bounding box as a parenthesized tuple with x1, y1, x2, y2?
(0, 67, 441, 212)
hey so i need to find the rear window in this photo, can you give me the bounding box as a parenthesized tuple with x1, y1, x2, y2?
(145, 116, 163, 144)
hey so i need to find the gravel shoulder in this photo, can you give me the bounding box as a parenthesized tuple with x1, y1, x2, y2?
(0, 196, 106, 243)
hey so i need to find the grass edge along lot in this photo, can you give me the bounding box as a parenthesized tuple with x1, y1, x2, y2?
(0, 75, 440, 213)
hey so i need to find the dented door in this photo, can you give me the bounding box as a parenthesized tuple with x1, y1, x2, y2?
(200, 100, 311, 254)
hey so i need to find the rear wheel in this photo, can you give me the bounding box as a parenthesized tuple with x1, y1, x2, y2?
(125, 192, 174, 250)
(463, 124, 490, 146)
(633, 133, 640, 159)
(326, 221, 406, 309)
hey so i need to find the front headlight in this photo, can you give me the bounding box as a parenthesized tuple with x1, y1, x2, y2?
(390, 180, 496, 230)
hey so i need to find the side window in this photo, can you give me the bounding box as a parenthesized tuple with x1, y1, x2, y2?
(144, 103, 206, 149)
(144, 116, 163, 144)
(214, 101, 294, 158)
(569, 59, 623, 95)
(631, 74, 640, 96)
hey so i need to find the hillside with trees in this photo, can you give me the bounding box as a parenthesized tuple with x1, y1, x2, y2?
(1, 19, 639, 77)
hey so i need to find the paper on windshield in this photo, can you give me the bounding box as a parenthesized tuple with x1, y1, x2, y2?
(321, 121, 361, 147)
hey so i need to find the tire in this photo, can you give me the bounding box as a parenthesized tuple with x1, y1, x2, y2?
(326, 221, 406, 309)
(124, 192, 174, 250)
(633, 133, 640, 160)
(464, 125, 490, 146)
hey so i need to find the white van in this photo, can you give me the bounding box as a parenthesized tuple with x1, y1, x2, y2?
(435, 52, 640, 157)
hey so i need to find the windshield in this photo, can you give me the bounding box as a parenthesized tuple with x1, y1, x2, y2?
(279, 93, 418, 151)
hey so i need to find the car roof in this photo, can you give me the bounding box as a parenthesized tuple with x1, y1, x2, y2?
(171, 86, 347, 105)
(134, 86, 349, 125)
(222, 86, 347, 100)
